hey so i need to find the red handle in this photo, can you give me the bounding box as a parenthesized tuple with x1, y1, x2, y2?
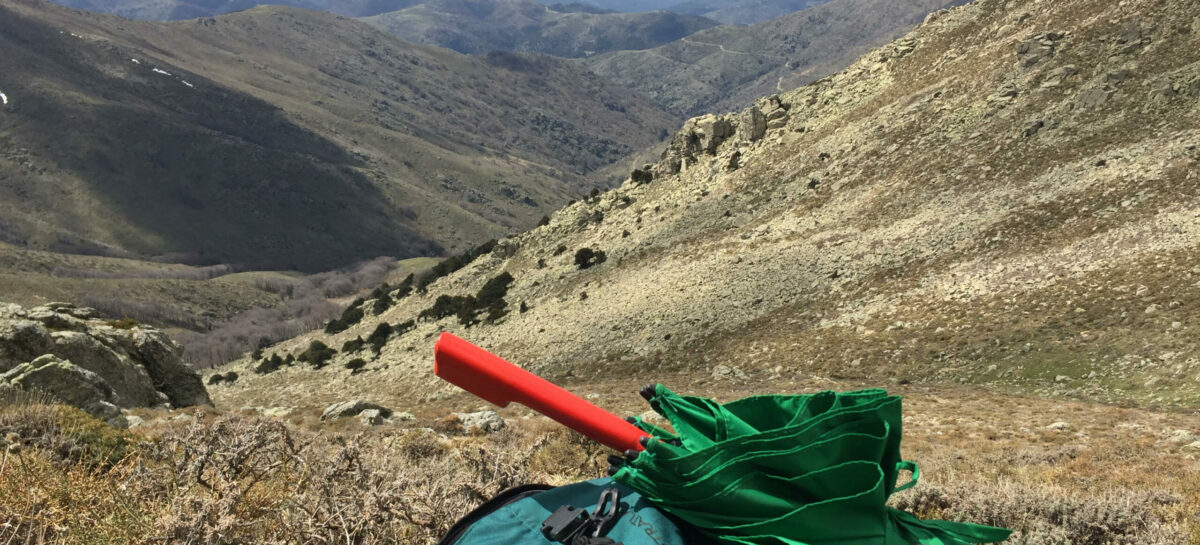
(434, 332, 646, 452)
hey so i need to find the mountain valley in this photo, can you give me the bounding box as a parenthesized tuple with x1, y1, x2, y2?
(2, 0, 1200, 542)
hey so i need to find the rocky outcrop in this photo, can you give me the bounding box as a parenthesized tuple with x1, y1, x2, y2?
(0, 354, 124, 425)
(0, 302, 211, 416)
(321, 400, 394, 422)
(654, 94, 790, 177)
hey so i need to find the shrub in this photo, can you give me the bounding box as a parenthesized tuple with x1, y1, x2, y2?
(394, 320, 416, 335)
(484, 300, 508, 324)
(553, 245, 568, 256)
(223, 372, 239, 383)
(476, 272, 514, 309)
(419, 295, 475, 321)
(324, 302, 366, 334)
(298, 341, 336, 369)
(254, 353, 285, 375)
(574, 248, 607, 269)
(251, 347, 264, 360)
(342, 336, 366, 353)
(207, 374, 225, 385)
(537, 215, 550, 227)
(393, 273, 415, 299)
(520, 301, 529, 313)
(367, 323, 394, 352)
(345, 358, 367, 374)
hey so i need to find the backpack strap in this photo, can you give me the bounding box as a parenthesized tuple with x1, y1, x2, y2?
(541, 486, 626, 545)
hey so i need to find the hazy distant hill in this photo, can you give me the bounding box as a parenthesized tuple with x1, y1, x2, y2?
(45, 0, 424, 19)
(0, 1, 679, 271)
(362, 0, 720, 58)
(583, 0, 966, 115)
(664, 0, 828, 24)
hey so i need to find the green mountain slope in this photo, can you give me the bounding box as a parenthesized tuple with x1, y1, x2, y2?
(582, 0, 966, 115)
(0, 1, 679, 271)
(362, 0, 720, 58)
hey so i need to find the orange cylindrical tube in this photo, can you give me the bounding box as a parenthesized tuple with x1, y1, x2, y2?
(434, 332, 647, 452)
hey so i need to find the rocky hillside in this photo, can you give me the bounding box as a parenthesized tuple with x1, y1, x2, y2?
(583, 0, 968, 115)
(216, 0, 1200, 418)
(362, 0, 719, 58)
(0, 302, 210, 426)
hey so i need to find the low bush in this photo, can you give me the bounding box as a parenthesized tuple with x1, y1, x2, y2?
(345, 358, 367, 374)
(574, 248, 607, 269)
(367, 323, 393, 353)
(342, 336, 366, 353)
(253, 353, 286, 375)
(297, 341, 336, 369)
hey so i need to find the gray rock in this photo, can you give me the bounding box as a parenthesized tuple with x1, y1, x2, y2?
(131, 328, 211, 408)
(321, 400, 393, 421)
(261, 407, 294, 418)
(738, 106, 767, 142)
(125, 415, 147, 429)
(1046, 421, 1071, 431)
(359, 409, 388, 426)
(712, 364, 748, 381)
(1164, 429, 1196, 444)
(0, 303, 211, 413)
(0, 320, 53, 373)
(0, 355, 121, 419)
(454, 410, 506, 433)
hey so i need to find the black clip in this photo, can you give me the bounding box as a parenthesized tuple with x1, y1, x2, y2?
(541, 488, 625, 545)
(541, 506, 589, 543)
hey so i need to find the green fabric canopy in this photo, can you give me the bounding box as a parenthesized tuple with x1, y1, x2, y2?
(611, 386, 1011, 545)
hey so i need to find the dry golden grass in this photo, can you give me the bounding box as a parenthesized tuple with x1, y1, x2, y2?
(6, 376, 1200, 544)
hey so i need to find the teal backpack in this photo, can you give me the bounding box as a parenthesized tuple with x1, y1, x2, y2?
(438, 478, 718, 545)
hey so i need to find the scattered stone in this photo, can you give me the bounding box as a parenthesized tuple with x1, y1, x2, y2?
(261, 407, 294, 418)
(321, 400, 394, 422)
(712, 364, 748, 381)
(125, 415, 146, 429)
(1046, 421, 1071, 431)
(392, 411, 416, 422)
(454, 410, 506, 433)
(359, 409, 388, 426)
(1183, 441, 1200, 451)
(1055, 375, 1070, 383)
(1164, 429, 1196, 444)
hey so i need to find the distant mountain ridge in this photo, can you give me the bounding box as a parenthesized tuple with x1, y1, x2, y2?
(0, 1, 679, 271)
(582, 0, 968, 115)
(44, 0, 421, 19)
(362, 0, 720, 58)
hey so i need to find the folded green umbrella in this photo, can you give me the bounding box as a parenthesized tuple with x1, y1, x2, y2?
(611, 386, 1011, 545)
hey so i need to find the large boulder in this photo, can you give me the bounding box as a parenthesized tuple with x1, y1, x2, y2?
(0, 355, 123, 423)
(0, 302, 211, 414)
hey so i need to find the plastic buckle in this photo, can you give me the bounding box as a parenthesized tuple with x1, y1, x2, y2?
(542, 488, 625, 545)
(541, 506, 589, 543)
